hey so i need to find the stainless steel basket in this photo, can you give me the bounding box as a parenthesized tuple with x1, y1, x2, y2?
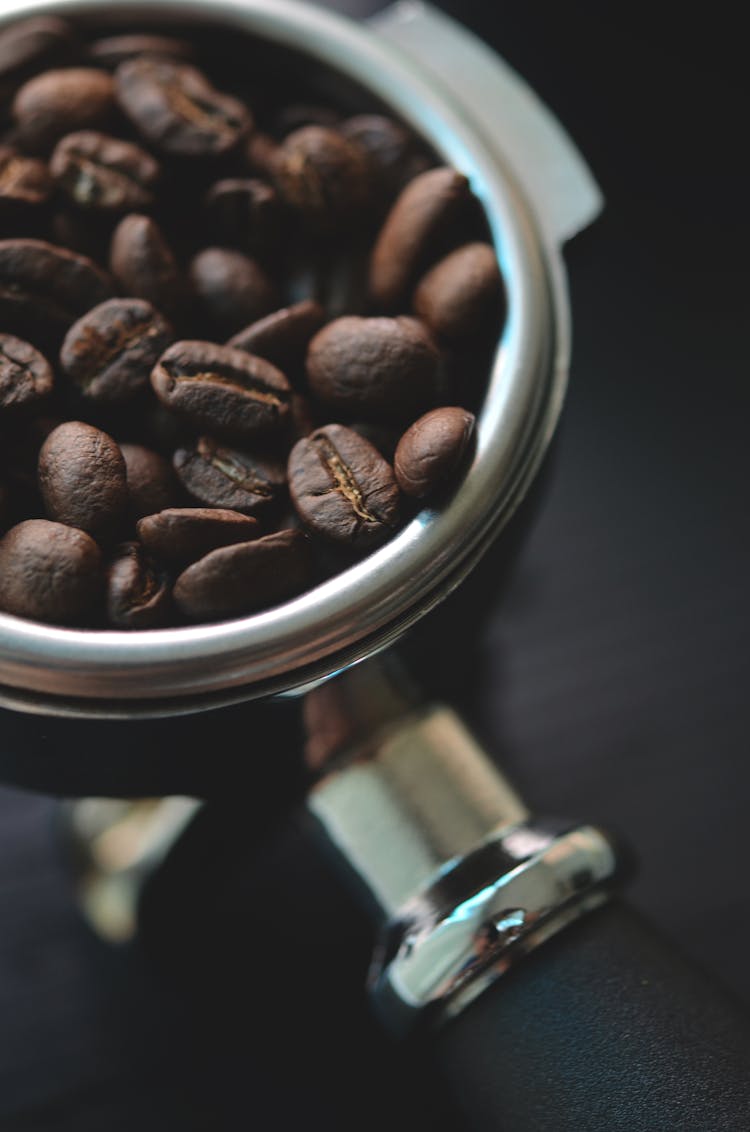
(0, 0, 602, 718)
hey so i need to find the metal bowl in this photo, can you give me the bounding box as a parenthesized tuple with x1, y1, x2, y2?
(0, 0, 597, 719)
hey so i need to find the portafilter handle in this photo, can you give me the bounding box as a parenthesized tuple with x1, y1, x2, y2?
(304, 654, 750, 1129)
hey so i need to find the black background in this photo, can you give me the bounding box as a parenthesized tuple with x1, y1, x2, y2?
(1, 1, 748, 1128)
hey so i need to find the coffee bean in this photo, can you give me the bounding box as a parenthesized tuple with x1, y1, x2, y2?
(87, 34, 194, 70)
(152, 340, 291, 441)
(50, 130, 161, 213)
(204, 177, 281, 256)
(0, 17, 78, 100)
(288, 423, 400, 548)
(114, 57, 251, 159)
(227, 298, 326, 375)
(109, 213, 192, 328)
(368, 166, 471, 310)
(189, 247, 278, 339)
(120, 442, 181, 520)
(105, 540, 171, 629)
(340, 114, 431, 206)
(38, 420, 127, 538)
(173, 436, 287, 515)
(0, 237, 114, 349)
(12, 68, 115, 154)
(413, 242, 504, 341)
(60, 298, 174, 405)
(271, 125, 370, 233)
(0, 333, 53, 414)
(393, 406, 475, 499)
(137, 507, 259, 568)
(306, 315, 439, 422)
(0, 518, 102, 626)
(0, 144, 53, 225)
(173, 527, 311, 623)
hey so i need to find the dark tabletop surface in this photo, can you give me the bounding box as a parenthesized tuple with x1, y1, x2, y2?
(1, 0, 748, 1128)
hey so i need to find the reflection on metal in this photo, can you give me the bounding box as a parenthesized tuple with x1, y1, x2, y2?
(61, 796, 203, 942)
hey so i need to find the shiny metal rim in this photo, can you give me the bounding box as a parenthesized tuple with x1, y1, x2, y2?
(0, 0, 559, 710)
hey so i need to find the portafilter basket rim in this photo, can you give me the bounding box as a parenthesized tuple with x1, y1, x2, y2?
(0, 0, 562, 716)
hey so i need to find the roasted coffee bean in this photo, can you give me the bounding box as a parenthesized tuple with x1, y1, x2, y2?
(88, 34, 194, 70)
(60, 298, 174, 405)
(105, 540, 171, 629)
(12, 68, 115, 154)
(0, 237, 114, 349)
(109, 213, 192, 328)
(50, 130, 161, 213)
(137, 507, 259, 568)
(204, 177, 281, 256)
(340, 114, 431, 206)
(306, 315, 439, 422)
(288, 423, 400, 548)
(152, 340, 291, 441)
(0, 333, 53, 414)
(271, 125, 370, 233)
(120, 442, 181, 520)
(189, 247, 278, 339)
(413, 242, 504, 341)
(0, 518, 102, 626)
(114, 57, 251, 159)
(173, 527, 311, 623)
(173, 436, 287, 515)
(368, 166, 471, 310)
(0, 144, 53, 225)
(38, 420, 127, 538)
(393, 406, 475, 499)
(0, 17, 78, 100)
(227, 299, 326, 375)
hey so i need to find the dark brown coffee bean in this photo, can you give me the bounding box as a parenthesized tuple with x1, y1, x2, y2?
(306, 315, 439, 422)
(173, 527, 311, 623)
(340, 114, 431, 205)
(271, 125, 370, 233)
(204, 177, 281, 256)
(189, 247, 278, 339)
(0, 144, 53, 223)
(227, 299, 326, 375)
(0, 518, 102, 626)
(413, 242, 504, 341)
(60, 298, 174, 405)
(137, 507, 259, 569)
(368, 166, 471, 310)
(394, 406, 475, 499)
(120, 442, 181, 520)
(173, 436, 287, 515)
(0, 237, 114, 349)
(87, 34, 194, 70)
(105, 539, 171, 629)
(288, 423, 400, 548)
(12, 68, 115, 154)
(0, 332, 53, 414)
(114, 57, 251, 159)
(0, 17, 78, 100)
(38, 420, 127, 538)
(50, 130, 160, 213)
(109, 213, 192, 328)
(152, 340, 291, 441)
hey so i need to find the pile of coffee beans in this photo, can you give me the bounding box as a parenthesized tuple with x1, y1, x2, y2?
(0, 15, 505, 629)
